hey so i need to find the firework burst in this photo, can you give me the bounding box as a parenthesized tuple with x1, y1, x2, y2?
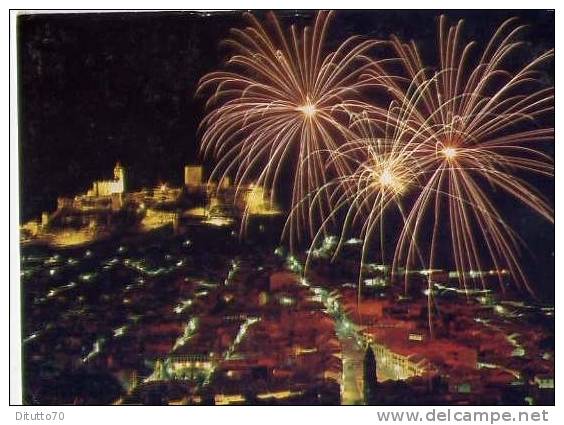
(306, 15, 554, 302)
(197, 11, 386, 247)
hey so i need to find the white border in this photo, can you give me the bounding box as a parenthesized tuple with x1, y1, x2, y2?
(5, 2, 560, 424)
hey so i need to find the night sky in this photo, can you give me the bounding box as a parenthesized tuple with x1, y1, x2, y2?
(16, 10, 555, 299)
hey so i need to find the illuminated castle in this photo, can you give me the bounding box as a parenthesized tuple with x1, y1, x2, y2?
(87, 162, 125, 197)
(20, 162, 283, 247)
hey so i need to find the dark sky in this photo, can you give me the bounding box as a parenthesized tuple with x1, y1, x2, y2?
(16, 9, 554, 299)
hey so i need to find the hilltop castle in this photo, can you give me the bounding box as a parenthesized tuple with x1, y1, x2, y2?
(20, 162, 282, 247)
(87, 162, 125, 197)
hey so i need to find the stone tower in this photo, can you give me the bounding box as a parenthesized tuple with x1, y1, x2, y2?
(113, 162, 126, 193)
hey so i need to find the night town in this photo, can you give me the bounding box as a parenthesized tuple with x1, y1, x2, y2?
(15, 9, 554, 407)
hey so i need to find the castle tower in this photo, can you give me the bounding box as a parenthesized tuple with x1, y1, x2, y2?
(41, 212, 50, 227)
(113, 162, 126, 193)
(184, 165, 203, 188)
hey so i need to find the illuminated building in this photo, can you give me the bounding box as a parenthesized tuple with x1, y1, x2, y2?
(184, 165, 203, 188)
(41, 212, 50, 226)
(140, 208, 179, 231)
(87, 162, 125, 197)
(20, 162, 129, 247)
(151, 184, 182, 203)
(20, 220, 40, 238)
(534, 375, 554, 389)
(215, 394, 245, 405)
(145, 354, 214, 384)
(244, 185, 280, 216)
(202, 216, 233, 227)
(370, 343, 429, 380)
